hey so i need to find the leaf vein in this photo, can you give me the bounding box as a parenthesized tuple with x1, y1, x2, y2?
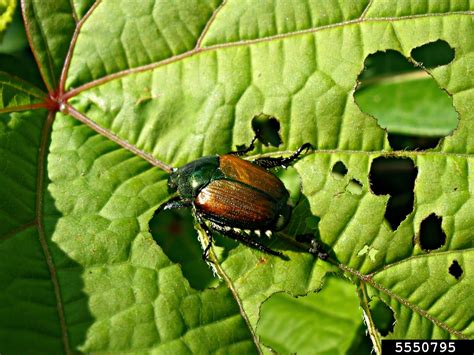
(59, 0, 103, 94)
(35, 111, 72, 353)
(63, 11, 474, 99)
(365, 274, 468, 338)
(359, 0, 374, 19)
(0, 220, 36, 242)
(369, 248, 473, 275)
(195, 0, 228, 49)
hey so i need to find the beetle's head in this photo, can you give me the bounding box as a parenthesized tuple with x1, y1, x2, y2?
(167, 156, 220, 199)
(167, 168, 179, 192)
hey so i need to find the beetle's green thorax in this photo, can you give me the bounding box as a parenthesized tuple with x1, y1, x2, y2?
(168, 156, 222, 199)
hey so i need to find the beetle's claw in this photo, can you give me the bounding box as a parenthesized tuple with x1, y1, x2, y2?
(279, 252, 290, 261)
(296, 234, 329, 260)
(202, 250, 216, 264)
(309, 240, 329, 260)
(204, 256, 216, 264)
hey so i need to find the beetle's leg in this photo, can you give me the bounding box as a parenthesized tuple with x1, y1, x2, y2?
(194, 212, 214, 261)
(252, 143, 313, 169)
(295, 233, 314, 243)
(295, 234, 329, 260)
(228, 135, 258, 156)
(209, 223, 288, 259)
(309, 239, 329, 261)
(156, 196, 192, 214)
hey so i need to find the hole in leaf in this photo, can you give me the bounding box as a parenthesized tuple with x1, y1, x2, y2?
(369, 157, 417, 230)
(369, 298, 395, 336)
(411, 39, 455, 69)
(358, 50, 415, 80)
(150, 208, 216, 290)
(251, 113, 282, 147)
(332, 161, 348, 179)
(347, 178, 363, 195)
(383, 133, 441, 150)
(346, 323, 374, 355)
(354, 45, 458, 151)
(258, 276, 371, 354)
(449, 260, 463, 280)
(419, 214, 446, 251)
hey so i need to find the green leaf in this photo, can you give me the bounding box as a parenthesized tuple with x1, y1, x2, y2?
(0, 0, 15, 34)
(0, 2, 26, 53)
(369, 251, 473, 339)
(65, 0, 222, 87)
(0, 109, 60, 353)
(0, 71, 46, 112)
(364, 1, 474, 18)
(21, 0, 80, 91)
(1, 1, 473, 354)
(0, 6, 45, 88)
(200, 0, 371, 46)
(0, 108, 45, 234)
(71, 0, 96, 20)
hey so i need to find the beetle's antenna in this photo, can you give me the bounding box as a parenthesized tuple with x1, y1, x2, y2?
(127, 152, 174, 173)
(155, 161, 174, 174)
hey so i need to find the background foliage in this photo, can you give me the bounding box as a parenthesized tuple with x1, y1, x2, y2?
(0, 1, 472, 354)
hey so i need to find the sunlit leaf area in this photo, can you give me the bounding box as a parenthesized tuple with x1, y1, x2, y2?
(0, 1, 472, 354)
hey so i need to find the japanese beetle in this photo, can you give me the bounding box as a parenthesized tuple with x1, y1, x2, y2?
(158, 136, 312, 259)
